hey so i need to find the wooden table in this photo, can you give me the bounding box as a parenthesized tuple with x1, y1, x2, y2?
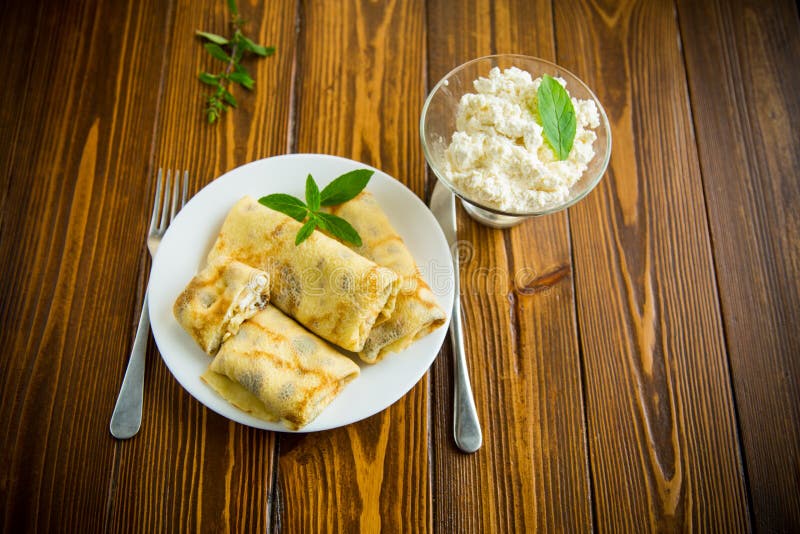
(1, 0, 798, 531)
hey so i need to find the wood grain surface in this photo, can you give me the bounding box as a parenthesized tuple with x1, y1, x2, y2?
(426, 0, 592, 531)
(676, 0, 800, 529)
(557, 0, 749, 529)
(1, 0, 798, 532)
(0, 0, 170, 530)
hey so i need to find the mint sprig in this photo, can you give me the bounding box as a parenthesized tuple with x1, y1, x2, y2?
(315, 212, 361, 245)
(196, 0, 275, 124)
(319, 169, 373, 206)
(535, 74, 577, 161)
(258, 170, 374, 246)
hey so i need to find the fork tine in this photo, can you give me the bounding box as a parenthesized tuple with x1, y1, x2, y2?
(149, 169, 163, 233)
(169, 169, 180, 223)
(181, 170, 188, 208)
(159, 169, 171, 232)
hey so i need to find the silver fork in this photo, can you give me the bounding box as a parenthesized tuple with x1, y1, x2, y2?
(110, 169, 188, 439)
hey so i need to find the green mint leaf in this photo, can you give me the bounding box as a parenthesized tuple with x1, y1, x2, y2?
(319, 169, 373, 206)
(229, 71, 254, 90)
(237, 34, 255, 51)
(196, 0, 275, 125)
(204, 42, 230, 63)
(195, 31, 229, 45)
(316, 212, 362, 247)
(240, 35, 272, 57)
(198, 72, 219, 86)
(258, 194, 308, 221)
(305, 174, 321, 211)
(295, 218, 317, 245)
(206, 94, 223, 122)
(221, 88, 237, 108)
(536, 74, 576, 161)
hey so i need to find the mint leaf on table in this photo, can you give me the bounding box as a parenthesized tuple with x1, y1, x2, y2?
(203, 42, 230, 62)
(536, 74, 577, 161)
(228, 71, 254, 90)
(221, 88, 237, 108)
(239, 35, 274, 57)
(195, 31, 228, 45)
(257, 170, 371, 246)
(320, 169, 374, 206)
(196, 0, 275, 124)
(226, 0, 239, 16)
(198, 72, 219, 85)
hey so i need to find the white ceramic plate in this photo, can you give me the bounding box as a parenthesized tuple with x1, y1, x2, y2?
(148, 154, 454, 432)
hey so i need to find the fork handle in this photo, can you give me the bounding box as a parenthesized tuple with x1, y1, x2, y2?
(451, 298, 482, 453)
(110, 291, 150, 439)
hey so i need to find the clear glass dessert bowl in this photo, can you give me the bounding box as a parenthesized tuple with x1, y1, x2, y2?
(420, 54, 612, 228)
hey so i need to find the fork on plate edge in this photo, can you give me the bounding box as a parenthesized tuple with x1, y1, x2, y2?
(110, 169, 188, 439)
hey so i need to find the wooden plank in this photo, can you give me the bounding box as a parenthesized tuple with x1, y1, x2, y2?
(0, 0, 170, 530)
(274, 0, 430, 531)
(425, 0, 592, 531)
(555, 0, 750, 529)
(676, 0, 800, 529)
(107, 0, 296, 531)
(0, 0, 41, 202)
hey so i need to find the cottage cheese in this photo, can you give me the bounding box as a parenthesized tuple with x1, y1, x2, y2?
(444, 66, 600, 212)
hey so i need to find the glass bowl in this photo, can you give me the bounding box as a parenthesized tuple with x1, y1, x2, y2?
(420, 54, 612, 228)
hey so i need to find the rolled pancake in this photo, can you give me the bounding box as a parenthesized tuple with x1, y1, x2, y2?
(173, 258, 270, 355)
(201, 305, 360, 430)
(325, 192, 446, 363)
(207, 196, 399, 352)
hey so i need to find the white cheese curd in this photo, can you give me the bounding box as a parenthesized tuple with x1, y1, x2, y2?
(443, 66, 600, 212)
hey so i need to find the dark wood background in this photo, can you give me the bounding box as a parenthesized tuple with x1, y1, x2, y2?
(1, 0, 798, 531)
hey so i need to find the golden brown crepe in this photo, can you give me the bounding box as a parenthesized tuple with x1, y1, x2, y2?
(206, 196, 400, 352)
(173, 258, 270, 355)
(325, 192, 446, 363)
(201, 305, 360, 430)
